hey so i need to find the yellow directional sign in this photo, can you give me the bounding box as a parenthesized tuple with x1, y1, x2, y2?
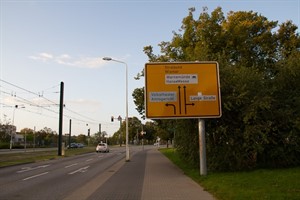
(145, 62, 222, 119)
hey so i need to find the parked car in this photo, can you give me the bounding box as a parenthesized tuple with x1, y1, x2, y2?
(96, 143, 109, 153)
(67, 143, 78, 148)
(77, 143, 84, 148)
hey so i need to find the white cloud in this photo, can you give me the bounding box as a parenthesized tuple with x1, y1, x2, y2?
(29, 53, 106, 68)
(29, 52, 54, 62)
(58, 54, 71, 59)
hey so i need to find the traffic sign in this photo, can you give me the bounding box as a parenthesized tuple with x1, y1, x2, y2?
(145, 62, 221, 119)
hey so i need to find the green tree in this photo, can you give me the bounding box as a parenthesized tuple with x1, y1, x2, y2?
(20, 128, 34, 146)
(276, 21, 300, 59)
(0, 123, 11, 143)
(144, 121, 156, 144)
(258, 51, 300, 167)
(77, 134, 87, 145)
(118, 116, 143, 144)
(133, 7, 300, 171)
(132, 87, 145, 119)
(35, 127, 57, 147)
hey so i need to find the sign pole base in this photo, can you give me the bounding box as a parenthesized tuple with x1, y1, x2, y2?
(198, 118, 207, 175)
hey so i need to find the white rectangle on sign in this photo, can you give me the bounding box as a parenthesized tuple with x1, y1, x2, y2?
(165, 74, 198, 84)
(150, 92, 177, 102)
(190, 95, 216, 101)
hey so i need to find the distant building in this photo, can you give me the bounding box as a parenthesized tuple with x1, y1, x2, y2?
(0, 124, 23, 143)
(14, 133, 24, 143)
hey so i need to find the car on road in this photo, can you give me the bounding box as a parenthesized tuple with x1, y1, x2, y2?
(96, 143, 109, 153)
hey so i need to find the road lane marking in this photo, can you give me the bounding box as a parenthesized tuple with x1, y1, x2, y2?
(23, 172, 49, 181)
(63, 157, 125, 200)
(17, 165, 50, 173)
(65, 163, 78, 168)
(68, 166, 90, 175)
(85, 158, 93, 162)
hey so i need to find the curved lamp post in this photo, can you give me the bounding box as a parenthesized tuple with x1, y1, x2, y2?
(103, 57, 130, 161)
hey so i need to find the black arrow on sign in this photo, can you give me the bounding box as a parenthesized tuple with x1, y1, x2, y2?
(178, 86, 181, 114)
(183, 86, 195, 114)
(165, 103, 176, 115)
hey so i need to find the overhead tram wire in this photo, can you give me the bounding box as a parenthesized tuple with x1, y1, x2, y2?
(1, 79, 41, 97)
(1, 89, 97, 124)
(1, 90, 59, 115)
(0, 79, 58, 107)
(1, 89, 99, 126)
(0, 79, 101, 125)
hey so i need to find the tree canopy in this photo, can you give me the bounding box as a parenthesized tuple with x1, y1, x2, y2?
(133, 7, 300, 171)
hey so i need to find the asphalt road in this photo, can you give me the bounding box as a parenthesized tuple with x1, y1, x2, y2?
(0, 147, 132, 200)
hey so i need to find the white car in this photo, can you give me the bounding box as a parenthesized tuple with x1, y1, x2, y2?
(96, 143, 109, 153)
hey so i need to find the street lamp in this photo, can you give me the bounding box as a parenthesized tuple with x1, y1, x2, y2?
(103, 57, 130, 161)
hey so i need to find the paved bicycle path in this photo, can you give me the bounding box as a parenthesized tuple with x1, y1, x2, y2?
(85, 147, 215, 200)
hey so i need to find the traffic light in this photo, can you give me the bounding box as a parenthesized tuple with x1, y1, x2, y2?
(111, 116, 114, 122)
(118, 115, 122, 121)
(88, 128, 90, 137)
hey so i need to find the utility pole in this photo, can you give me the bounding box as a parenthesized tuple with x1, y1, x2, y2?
(58, 81, 64, 156)
(33, 126, 36, 151)
(118, 116, 122, 147)
(69, 119, 72, 147)
(99, 123, 101, 141)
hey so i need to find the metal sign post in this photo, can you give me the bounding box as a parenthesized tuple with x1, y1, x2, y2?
(198, 119, 207, 175)
(145, 62, 221, 175)
(145, 62, 221, 119)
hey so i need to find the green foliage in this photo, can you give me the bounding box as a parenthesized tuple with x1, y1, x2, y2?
(257, 51, 300, 167)
(132, 87, 145, 119)
(144, 121, 156, 142)
(111, 116, 155, 145)
(133, 7, 300, 171)
(0, 124, 12, 143)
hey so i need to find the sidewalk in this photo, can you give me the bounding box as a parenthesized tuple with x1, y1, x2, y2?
(84, 147, 215, 200)
(141, 148, 215, 200)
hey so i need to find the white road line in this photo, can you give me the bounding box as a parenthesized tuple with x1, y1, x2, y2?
(23, 172, 49, 181)
(85, 159, 93, 162)
(17, 165, 50, 173)
(68, 166, 90, 175)
(65, 163, 78, 168)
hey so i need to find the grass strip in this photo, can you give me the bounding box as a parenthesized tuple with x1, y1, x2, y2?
(0, 147, 95, 167)
(160, 148, 300, 200)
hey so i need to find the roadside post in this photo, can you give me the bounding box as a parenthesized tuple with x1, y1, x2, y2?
(145, 62, 222, 175)
(141, 131, 146, 150)
(62, 142, 65, 156)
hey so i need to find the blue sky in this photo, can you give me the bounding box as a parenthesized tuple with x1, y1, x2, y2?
(1, 0, 299, 136)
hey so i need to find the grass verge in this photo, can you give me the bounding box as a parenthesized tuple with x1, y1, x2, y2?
(160, 148, 300, 200)
(0, 147, 95, 167)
